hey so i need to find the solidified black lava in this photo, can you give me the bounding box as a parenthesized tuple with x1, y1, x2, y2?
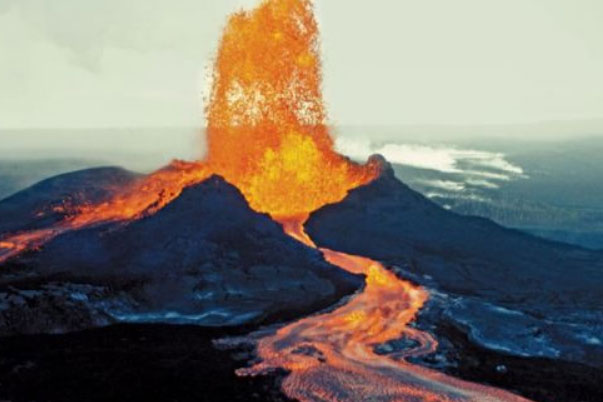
(2, 162, 602, 402)
(424, 323, 603, 402)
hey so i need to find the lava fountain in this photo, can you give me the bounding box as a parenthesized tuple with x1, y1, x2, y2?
(205, 0, 378, 220)
(0, 0, 530, 400)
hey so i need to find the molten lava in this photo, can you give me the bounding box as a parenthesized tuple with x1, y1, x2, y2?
(237, 221, 531, 402)
(206, 0, 377, 219)
(0, 0, 531, 400)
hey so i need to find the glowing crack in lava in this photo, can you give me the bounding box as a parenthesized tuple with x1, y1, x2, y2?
(0, 0, 531, 400)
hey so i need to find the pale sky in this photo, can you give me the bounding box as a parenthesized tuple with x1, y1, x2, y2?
(1, 0, 602, 129)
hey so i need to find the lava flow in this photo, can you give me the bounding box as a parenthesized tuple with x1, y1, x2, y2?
(240, 218, 530, 402)
(0, 0, 531, 400)
(210, 1, 529, 400)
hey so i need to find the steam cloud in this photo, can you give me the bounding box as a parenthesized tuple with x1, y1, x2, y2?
(336, 137, 526, 191)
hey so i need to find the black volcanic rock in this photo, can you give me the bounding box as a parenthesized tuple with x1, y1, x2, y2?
(0, 325, 294, 402)
(306, 157, 603, 365)
(0, 174, 361, 336)
(0, 166, 140, 235)
(0, 284, 117, 335)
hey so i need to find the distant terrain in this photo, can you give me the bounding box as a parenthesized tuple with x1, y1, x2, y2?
(0, 159, 106, 201)
(393, 137, 603, 249)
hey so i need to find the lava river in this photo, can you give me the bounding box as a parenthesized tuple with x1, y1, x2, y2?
(228, 219, 531, 402)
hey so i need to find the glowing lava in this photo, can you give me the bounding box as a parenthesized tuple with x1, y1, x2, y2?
(237, 220, 531, 402)
(206, 0, 377, 219)
(0, 161, 212, 263)
(206, 1, 531, 400)
(0, 1, 532, 401)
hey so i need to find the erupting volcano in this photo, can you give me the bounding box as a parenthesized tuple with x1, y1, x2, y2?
(0, 0, 377, 263)
(0, 0, 537, 401)
(206, 0, 378, 220)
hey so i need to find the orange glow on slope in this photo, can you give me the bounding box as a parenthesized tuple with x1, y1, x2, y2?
(0, 161, 211, 263)
(69, 161, 211, 225)
(206, 0, 377, 219)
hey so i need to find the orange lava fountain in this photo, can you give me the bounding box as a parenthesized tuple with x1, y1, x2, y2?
(206, 0, 377, 219)
(0, 1, 531, 400)
(208, 1, 530, 400)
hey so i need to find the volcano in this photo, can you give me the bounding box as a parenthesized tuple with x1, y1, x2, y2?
(1, 0, 601, 401)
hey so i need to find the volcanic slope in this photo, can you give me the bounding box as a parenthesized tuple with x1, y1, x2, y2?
(0, 173, 361, 336)
(306, 158, 603, 366)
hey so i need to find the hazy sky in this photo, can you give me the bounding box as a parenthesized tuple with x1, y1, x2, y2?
(1, 0, 602, 129)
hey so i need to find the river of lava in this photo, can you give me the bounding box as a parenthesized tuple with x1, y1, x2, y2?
(238, 219, 531, 402)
